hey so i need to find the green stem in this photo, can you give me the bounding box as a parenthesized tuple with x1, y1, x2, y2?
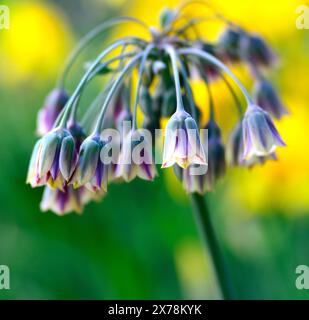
(57, 37, 141, 128)
(57, 16, 149, 88)
(165, 45, 185, 111)
(178, 58, 197, 120)
(173, 15, 228, 37)
(93, 52, 143, 134)
(178, 47, 254, 104)
(67, 51, 137, 123)
(80, 81, 115, 130)
(220, 73, 243, 117)
(190, 193, 237, 300)
(174, 0, 232, 25)
(132, 44, 155, 130)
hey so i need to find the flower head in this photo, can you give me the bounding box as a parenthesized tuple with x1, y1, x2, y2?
(162, 110, 207, 169)
(36, 88, 69, 136)
(26, 5, 289, 214)
(242, 105, 285, 160)
(253, 79, 288, 119)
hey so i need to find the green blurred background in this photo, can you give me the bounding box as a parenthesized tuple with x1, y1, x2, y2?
(0, 0, 309, 299)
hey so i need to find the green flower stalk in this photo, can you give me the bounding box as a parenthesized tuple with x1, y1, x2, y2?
(27, 1, 288, 300)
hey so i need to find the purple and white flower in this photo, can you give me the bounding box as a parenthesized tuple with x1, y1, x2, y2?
(242, 105, 285, 160)
(36, 89, 69, 136)
(27, 128, 77, 190)
(162, 110, 207, 169)
(70, 135, 109, 192)
(115, 129, 157, 182)
(40, 185, 103, 216)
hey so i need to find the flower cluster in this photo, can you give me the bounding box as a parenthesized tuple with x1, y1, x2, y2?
(27, 2, 287, 215)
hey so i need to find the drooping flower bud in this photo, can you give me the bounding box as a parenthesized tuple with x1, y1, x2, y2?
(27, 128, 76, 190)
(253, 79, 288, 119)
(36, 88, 69, 136)
(217, 27, 244, 63)
(162, 110, 207, 169)
(40, 185, 104, 216)
(242, 33, 276, 68)
(115, 130, 157, 182)
(227, 121, 277, 167)
(59, 135, 76, 181)
(71, 135, 109, 192)
(242, 105, 285, 160)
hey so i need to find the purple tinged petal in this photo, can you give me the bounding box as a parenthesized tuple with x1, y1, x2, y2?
(265, 115, 286, 146)
(38, 130, 61, 177)
(242, 105, 285, 160)
(50, 143, 61, 180)
(73, 137, 101, 185)
(59, 135, 76, 181)
(36, 89, 69, 136)
(26, 139, 42, 186)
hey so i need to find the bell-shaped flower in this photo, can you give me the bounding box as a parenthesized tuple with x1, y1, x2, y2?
(176, 120, 225, 194)
(115, 129, 157, 182)
(253, 79, 288, 119)
(242, 33, 276, 68)
(180, 164, 208, 195)
(40, 185, 104, 216)
(217, 27, 243, 63)
(162, 110, 206, 169)
(242, 105, 285, 160)
(70, 135, 109, 192)
(36, 88, 69, 136)
(227, 121, 277, 167)
(27, 128, 77, 190)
